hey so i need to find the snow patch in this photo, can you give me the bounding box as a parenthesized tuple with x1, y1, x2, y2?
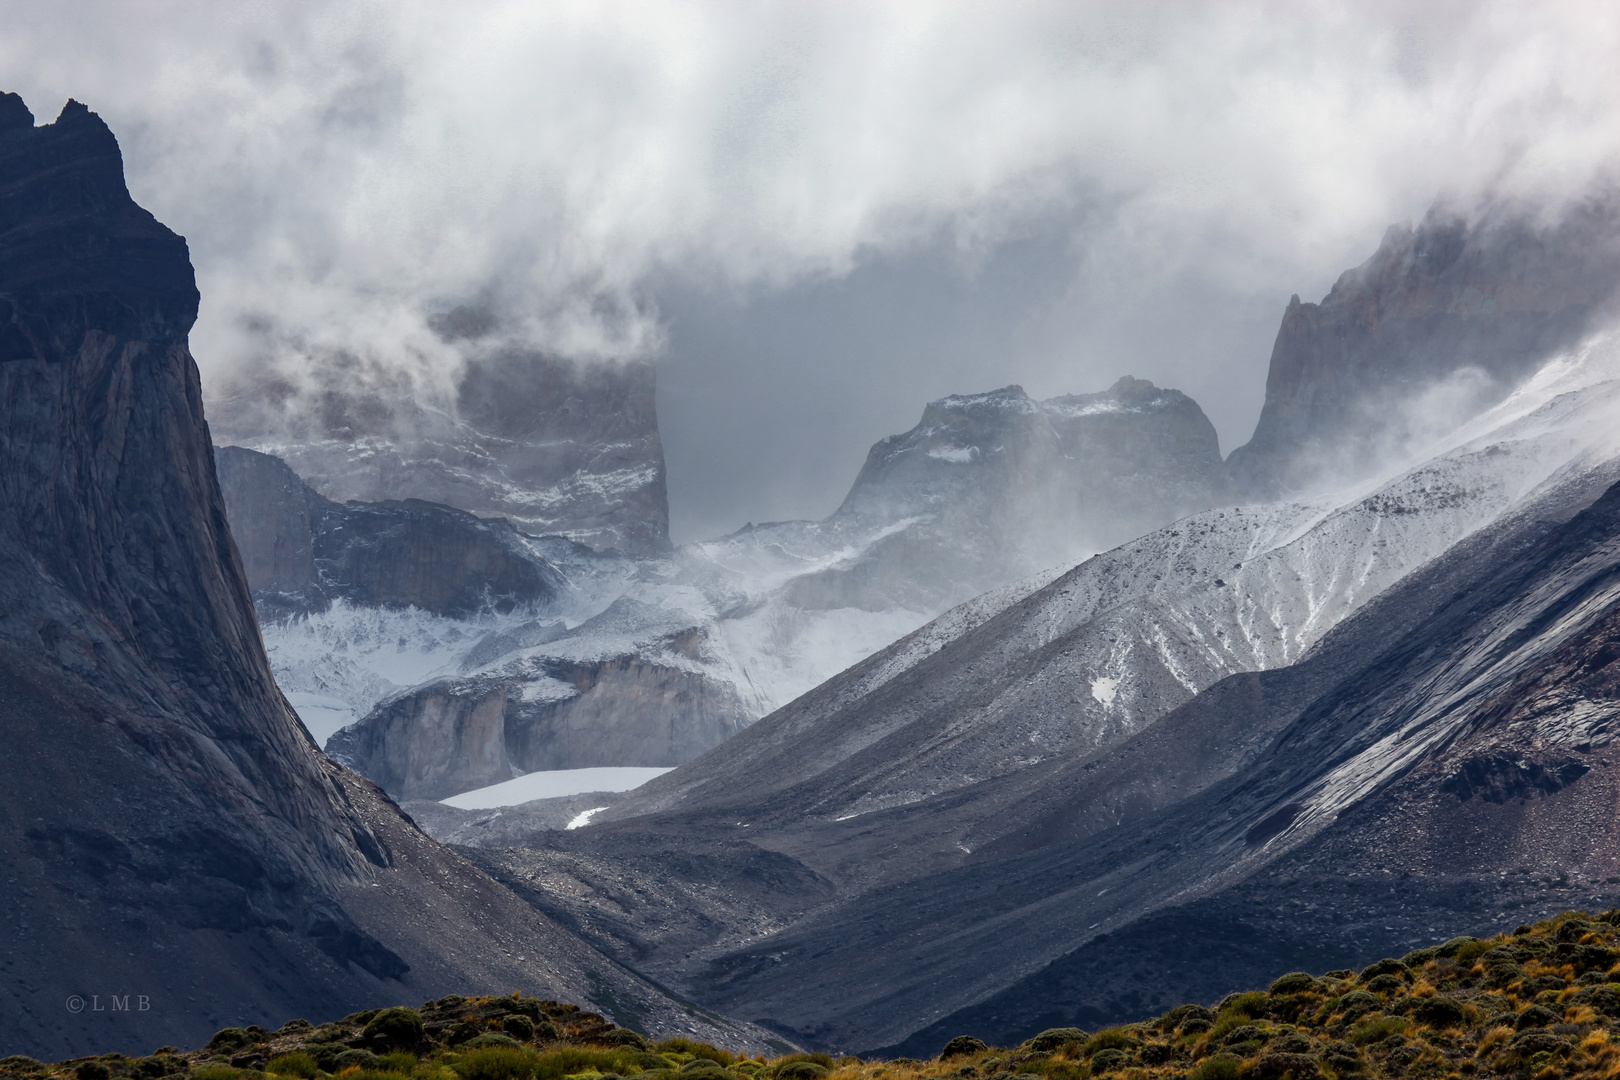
(926, 446, 978, 463)
(442, 767, 675, 809)
(1090, 676, 1119, 705)
(566, 807, 609, 830)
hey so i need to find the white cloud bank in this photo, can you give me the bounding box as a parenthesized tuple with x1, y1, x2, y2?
(1, 1, 1619, 410)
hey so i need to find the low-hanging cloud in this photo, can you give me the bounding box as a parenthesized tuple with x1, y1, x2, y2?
(3, 1, 1620, 533)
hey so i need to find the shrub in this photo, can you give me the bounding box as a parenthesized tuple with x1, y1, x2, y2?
(75, 1065, 111, 1080)
(452, 1047, 539, 1080)
(633, 1055, 676, 1071)
(1080, 1030, 1129, 1058)
(1515, 1004, 1559, 1030)
(297, 1044, 349, 1072)
(1162, 1005, 1214, 1031)
(1269, 973, 1315, 996)
(1187, 1054, 1241, 1080)
(595, 1030, 649, 1051)
(502, 1017, 536, 1042)
(193, 1067, 237, 1080)
(380, 1052, 417, 1073)
(1178, 1018, 1213, 1037)
(463, 1036, 523, 1051)
(1355, 959, 1409, 983)
(336, 1050, 384, 1071)
(657, 1040, 735, 1066)
(209, 1030, 254, 1053)
(1139, 1044, 1172, 1065)
(1022, 1029, 1085, 1054)
(1086, 1049, 1124, 1073)
(1336, 991, 1377, 1014)
(1362, 974, 1404, 995)
(266, 1053, 318, 1079)
(277, 1021, 314, 1037)
(363, 1007, 425, 1051)
(1253, 1053, 1319, 1080)
(1215, 991, 1268, 1017)
(1346, 1016, 1406, 1046)
(939, 1037, 987, 1061)
(1221, 1025, 1264, 1047)
(774, 1065, 826, 1080)
(1410, 996, 1465, 1028)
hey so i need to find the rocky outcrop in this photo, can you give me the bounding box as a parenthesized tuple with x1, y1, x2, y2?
(329, 599, 754, 800)
(210, 334, 671, 556)
(1228, 199, 1620, 499)
(0, 92, 759, 1059)
(216, 444, 563, 618)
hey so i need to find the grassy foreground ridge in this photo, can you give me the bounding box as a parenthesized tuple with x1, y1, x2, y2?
(12, 911, 1620, 1080)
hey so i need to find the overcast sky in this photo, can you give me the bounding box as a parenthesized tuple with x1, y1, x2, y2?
(4, 2, 1620, 541)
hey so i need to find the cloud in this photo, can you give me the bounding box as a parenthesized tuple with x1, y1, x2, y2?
(2, 1, 1619, 534)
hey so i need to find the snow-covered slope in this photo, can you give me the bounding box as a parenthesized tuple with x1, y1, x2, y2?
(603, 333, 1620, 826)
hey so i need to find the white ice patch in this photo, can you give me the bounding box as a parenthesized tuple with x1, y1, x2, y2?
(442, 767, 675, 809)
(565, 807, 609, 830)
(926, 446, 978, 463)
(1090, 676, 1119, 705)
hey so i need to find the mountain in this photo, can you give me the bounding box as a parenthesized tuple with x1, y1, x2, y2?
(421, 330, 1620, 1052)
(210, 336, 671, 557)
(1227, 198, 1620, 500)
(0, 92, 769, 1059)
(299, 377, 1231, 799)
(216, 444, 565, 619)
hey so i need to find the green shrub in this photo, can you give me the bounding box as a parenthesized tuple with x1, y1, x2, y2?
(1080, 1030, 1131, 1059)
(1139, 1044, 1172, 1065)
(1410, 996, 1465, 1028)
(452, 1047, 539, 1080)
(337, 1050, 384, 1071)
(938, 1037, 986, 1061)
(1216, 992, 1268, 1018)
(209, 1030, 254, 1053)
(633, 1055, 676, 1071)
(1086, 1049, 1124, 1074)
(595, 1030, 649, 1051)
(297, 1044, 348, 1072)
(193, 1067, 239, 1080)
(1355, 959, 1409, 983)
(1346, 1016, 1406, 1046)
(1269, 972, 1315, 996)
(464, 1036, 523, 1051)
(381, 1052, 418, 1074)
(1515, 1004, 1559, 1030)
(656, 1041, 734, 1067)
(75, 1065, 111, 1080)
(266, 1053, 318, 1079)
(1179, 1018, 1213, 1037)
(1187, 1054, 1241, 1080)
(502, 1017, 536, 1042)
(1362, 974, 1403, 995)
(365, 1008, 426, 1051)
(0, 1058, 44, 1073)
(773, 1065, 825, 1080)
(531, 1047, 643, 1080)
(1253, 1052, 1319, 1080)
(1336, 991, 1377, 1014)
(1022, 1029, 1085, 1054)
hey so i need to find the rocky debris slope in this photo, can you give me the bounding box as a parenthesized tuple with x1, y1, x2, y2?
(211, 339, 670, 558)
(439, 338, 1620, 1053)
(0, 91, 762, 1060)
(1228, 198, 1620, 500)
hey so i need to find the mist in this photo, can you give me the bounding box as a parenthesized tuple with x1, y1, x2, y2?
(3, 1, 1620, 540)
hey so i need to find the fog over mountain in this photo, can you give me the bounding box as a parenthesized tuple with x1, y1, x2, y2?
(4, 1, 1620, 539)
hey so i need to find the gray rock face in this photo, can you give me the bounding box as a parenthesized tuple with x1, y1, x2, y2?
(216, 444, 564, 618)
(211, 344, 670, 556)
(1228, 199, 1620, 499)
(0, 91, 763, 1059)
(826, 377, 1233, 603)
(327, 597, 754, 800)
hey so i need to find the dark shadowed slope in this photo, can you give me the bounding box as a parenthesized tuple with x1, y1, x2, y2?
(0, 93, 768, 1060)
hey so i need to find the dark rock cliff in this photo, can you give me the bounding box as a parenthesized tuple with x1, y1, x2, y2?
(216, 445, 563, 618)
(1228, 200, 1620, 499)
(0, 93, 759, 1059)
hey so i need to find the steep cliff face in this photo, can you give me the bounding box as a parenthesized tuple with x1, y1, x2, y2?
(216, 444, 563, 618)
(0, 92, 763, 1059)
(211, 341, 671, 557)
(1228, 200, 1620, 499)
(832, 377, 1232, 594)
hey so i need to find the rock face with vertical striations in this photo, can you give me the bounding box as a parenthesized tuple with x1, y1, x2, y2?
(1227, 199, 1620, 499)
(0, 91, 767, 1060)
